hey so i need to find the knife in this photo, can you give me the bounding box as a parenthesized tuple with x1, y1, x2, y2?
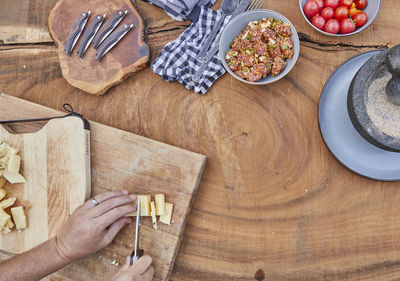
(92, 10, 128, 50)
(192, 0, 250, 82)
(64, 11, 91, 56)
(77, 14, 106, 58)
(95, 24, 134, 61)
(130, 199, 144, 265)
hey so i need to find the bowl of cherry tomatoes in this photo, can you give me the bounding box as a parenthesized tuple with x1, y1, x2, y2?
(299, 0, 381, 36)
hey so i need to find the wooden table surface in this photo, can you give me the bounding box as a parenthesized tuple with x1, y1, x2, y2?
(1, 0, 400, 280)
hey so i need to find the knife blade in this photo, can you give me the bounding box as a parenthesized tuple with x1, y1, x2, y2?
(77, 14, 106, 58)
(130, 199, 144, 265)
(192, 0, 250, 82)
(64, 11, 91, 56)
(95, 24, 134, 61)
(92, 10, 128, 50)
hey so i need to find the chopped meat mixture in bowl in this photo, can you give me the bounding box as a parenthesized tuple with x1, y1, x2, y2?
(226, 17, 294, 82)
(219, 10, 299, 85)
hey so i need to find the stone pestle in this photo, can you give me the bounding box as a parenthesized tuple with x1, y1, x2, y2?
(386, 44, 400, 106)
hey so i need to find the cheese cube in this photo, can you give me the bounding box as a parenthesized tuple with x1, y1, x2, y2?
(0, 197, 16, 209)
(0, 208, 10, 229)
(7, 154, 21, 174)
(11, 206, 27, 230)
(3, 170, 26, 184)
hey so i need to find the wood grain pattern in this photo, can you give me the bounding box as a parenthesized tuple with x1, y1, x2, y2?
(0, 113, 90, 254)
(1, 0, 400, 280)
(0, 94, 206, 281)
(48, 0, 149, 95)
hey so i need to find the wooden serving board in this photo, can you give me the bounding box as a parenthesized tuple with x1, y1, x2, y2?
(0, 113, 91, 254)
(0, 94, 207, 281)
(48, 0, 149, 95)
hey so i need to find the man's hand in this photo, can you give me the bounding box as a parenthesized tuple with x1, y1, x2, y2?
(54, 190, 137, 262)
(111, 255, 154, 281)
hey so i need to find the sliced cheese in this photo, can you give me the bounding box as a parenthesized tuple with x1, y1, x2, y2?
(3, 170, 26, 184)
(150, 201, 157, 230)
(0, 197, 16, 209)
(7, 154, 21, 174)
(11, 206, 27, 230)
(159, 202, 173, 225)
(0, 188, 5, 201)
(155, 194, 165, 216)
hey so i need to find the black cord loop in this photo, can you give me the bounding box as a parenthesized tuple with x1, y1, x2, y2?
(0, 104, 83, 124)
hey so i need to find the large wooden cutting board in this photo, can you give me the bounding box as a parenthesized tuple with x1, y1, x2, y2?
(0, 112, 91, 254)
(0, 94, 207, 281)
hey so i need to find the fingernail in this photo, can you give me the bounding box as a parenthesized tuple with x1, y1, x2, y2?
(121, 190, 129, 195)
(129, 194, 136, 200)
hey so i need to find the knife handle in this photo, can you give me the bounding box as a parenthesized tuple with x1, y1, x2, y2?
(77, 14, 105, 58)
(95, 24, 134, 61)
(92, 10, 127, 49)
(130, 249, 144, 265)
(64, 11, 90, 56)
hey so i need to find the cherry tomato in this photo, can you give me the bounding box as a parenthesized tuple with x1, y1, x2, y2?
(334, 6, 349, 21)
(340, 0, 353, 9)
(304, 0, 320, 18)
(324, 19, 340, 34)
(340, 18, 356, 34)
(321, 7, 334, 20)
(349, 3, 359, 16)
(312, 15, 326, 30)
(355, 0, 367, 9)
(325, 0, 340, 10)
(352, 11, 368, 27)
(313, 0, 325, 11)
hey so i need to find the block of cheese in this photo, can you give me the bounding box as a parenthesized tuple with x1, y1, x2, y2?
(11, 206, 27, 230)
(126, 195, 151, 217)
(159, 202, 173, 225)
(155, 194, 165, 216)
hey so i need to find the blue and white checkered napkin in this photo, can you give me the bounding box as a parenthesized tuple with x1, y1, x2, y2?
(152, 7, 231, 95)
(141, 0, 216, 21)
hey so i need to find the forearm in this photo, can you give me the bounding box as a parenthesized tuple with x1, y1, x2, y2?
(0, 237, 69, 281)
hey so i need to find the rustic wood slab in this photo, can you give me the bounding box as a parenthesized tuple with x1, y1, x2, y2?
(48, 0, 149, 95)
(0, 94, 206, 281)
(0, 114, 90, 254)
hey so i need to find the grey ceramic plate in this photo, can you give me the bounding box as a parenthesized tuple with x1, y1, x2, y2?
(299, 0, 381, 37)
(219, 9, 300, 85)
(319, 50, 400, 181)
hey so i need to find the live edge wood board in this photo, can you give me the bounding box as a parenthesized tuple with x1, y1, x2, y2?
(0, 94, 207, 281)
(48, 0, 149, 95)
